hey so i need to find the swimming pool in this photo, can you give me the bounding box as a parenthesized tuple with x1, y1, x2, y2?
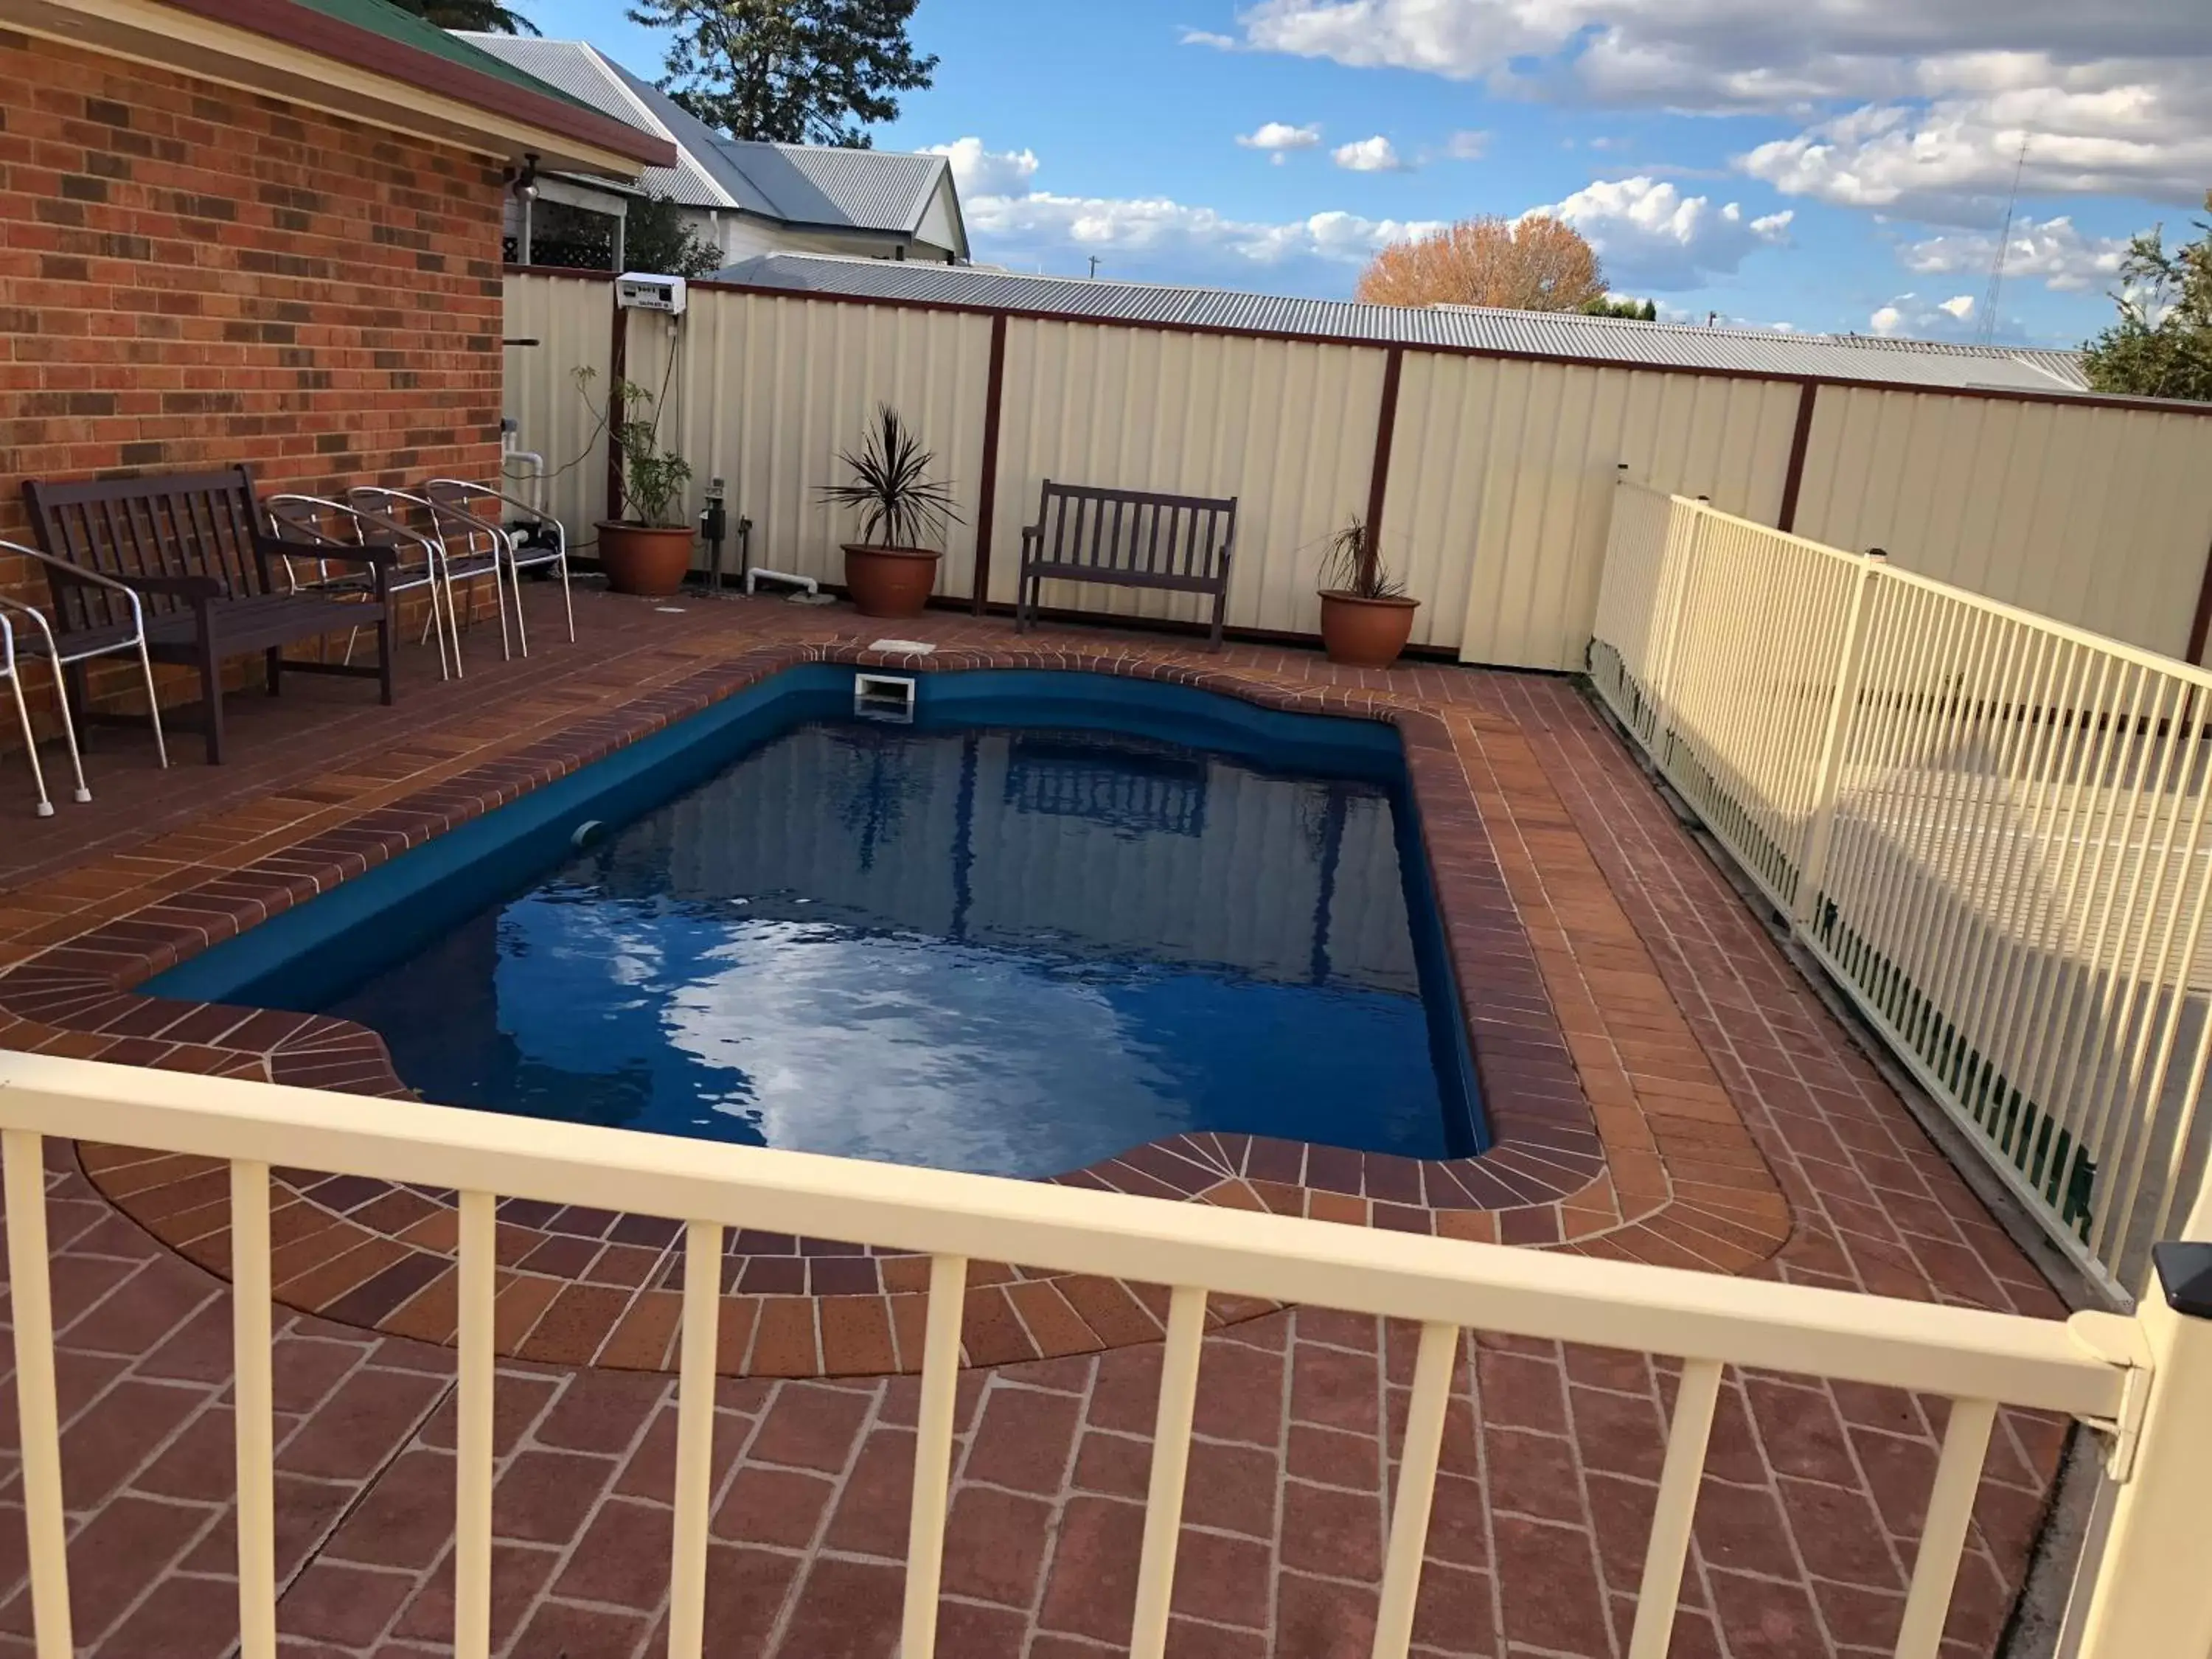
(147, 668, 1483, 1178)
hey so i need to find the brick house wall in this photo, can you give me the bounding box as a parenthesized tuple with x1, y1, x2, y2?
(0, 28, 509, 733)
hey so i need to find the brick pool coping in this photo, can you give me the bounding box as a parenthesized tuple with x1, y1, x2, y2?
(0, 631, 1790, 1376)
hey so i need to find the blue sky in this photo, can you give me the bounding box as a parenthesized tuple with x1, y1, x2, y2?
(524, 0, 2211, 347)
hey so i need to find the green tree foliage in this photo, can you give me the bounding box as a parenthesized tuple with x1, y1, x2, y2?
(519, 199, 616, 271)
(625, 0, 937, 147)
(1582, 296, 1660, 321)
(519, 195, 723, 278)
(622, 194, 726, 278)
(2083, 194, 2212, 403)
(388, 0, 538, 32)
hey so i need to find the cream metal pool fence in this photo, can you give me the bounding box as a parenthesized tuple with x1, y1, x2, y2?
(1593, 481, 2212, 1299)
(1, 1053, 2208, 1659)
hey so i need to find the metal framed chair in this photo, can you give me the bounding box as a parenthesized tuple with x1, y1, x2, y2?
(267, 493, 458, 680)
(344, 487, 511, 675)
(0, 538, 168, 814)
(0, 599, 87, 818)
(423, 479, 574, 655)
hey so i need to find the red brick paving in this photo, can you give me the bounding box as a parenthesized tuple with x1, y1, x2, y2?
(2, 594, 1799, 1372)
(0, 587, 2071, 1656)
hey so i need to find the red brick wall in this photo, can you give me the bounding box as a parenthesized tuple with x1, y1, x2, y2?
(0, 29, 508, 727)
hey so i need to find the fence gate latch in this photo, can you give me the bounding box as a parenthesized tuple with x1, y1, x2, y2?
(2067, 1311, 2152, 1481)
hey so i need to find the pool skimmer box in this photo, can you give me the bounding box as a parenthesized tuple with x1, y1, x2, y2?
(853, 672, 917, 723)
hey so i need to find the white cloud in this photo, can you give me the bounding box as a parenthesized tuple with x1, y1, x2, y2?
(966, 192, 1440, 265)
(1865, 292, 1983, 338)
(919, 137, 1039, 200)
(1237, 122, 1323, 166)
(1227, 1, 2205, 109)
(1238, 121, 1323, 152)
(1899, 215, 2135, 292)
(1528, 175, 1794, 289)
(1222, 2, 2212, 223)
(1656, 302, 1800, 330)
(1333, 135, 1409, 172)
(1736, 80, 2212, 222)
(1442, 130, 1489, 160)
(930, 138, 1441, 271)
(1234, 0, 1548, 78)
(1178, 27, 1237, 49)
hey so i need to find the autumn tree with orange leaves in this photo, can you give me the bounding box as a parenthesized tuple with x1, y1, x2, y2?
(1356, 215, 1607, 312)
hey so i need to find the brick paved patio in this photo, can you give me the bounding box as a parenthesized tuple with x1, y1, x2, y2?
(0, 586, 2070, 1658)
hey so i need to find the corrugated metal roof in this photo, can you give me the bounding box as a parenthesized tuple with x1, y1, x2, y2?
(1736, 328, 2089, 389)
(709, 142, 945, 235)
(457, 37, 953, 240)
(456, 35, 732, 208)
(596, 63, 781, 217)
(709, 253, 2107, 397)
(598, 69, 949, 235)
(293, 1, 601, 114)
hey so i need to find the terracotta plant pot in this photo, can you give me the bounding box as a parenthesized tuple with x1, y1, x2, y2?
(843, 543, 941, 619)
(1318, 590, 1421, 669)
(595, 521, 695, 598)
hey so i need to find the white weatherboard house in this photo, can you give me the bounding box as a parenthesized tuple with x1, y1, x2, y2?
(459, 34, 969, 268)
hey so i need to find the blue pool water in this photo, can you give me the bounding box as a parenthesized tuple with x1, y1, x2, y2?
(147, 669, 1481, 1178)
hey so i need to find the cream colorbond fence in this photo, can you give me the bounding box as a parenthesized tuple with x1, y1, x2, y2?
(630, 288, 996, 602)
(1593, 483, 2212, 1295)
(1792, 387, 2212, 662)
(983, 317, 1385, 639)
(5, 1051, 2207, 1659)
(501, 274, 613, 526)
(1384, 355, 1801, 671)
(504, 271, 2212, 672)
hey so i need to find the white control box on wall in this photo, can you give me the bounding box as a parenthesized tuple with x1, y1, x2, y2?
(616, 273, 686, 314)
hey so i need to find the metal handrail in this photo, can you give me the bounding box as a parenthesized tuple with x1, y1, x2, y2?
(0, 1048, 2184, 1659)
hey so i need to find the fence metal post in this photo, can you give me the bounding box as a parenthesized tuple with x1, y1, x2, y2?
(1790, 549, 1886, 933)
(2067, 1225, 2212, 1659)
(1644, 497, 1710, 760)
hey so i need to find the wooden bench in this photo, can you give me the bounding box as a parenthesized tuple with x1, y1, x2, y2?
(22, 465, 396, 764)
(1015, 481, 1238, 648)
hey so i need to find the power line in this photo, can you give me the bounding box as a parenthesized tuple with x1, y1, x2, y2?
(1978, 136, 2030, 346)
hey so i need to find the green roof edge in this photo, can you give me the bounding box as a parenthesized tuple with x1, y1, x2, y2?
(278, 0, 606, 119)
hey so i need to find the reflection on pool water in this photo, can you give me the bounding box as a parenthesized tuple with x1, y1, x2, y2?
(326, 717, 1465, 1178)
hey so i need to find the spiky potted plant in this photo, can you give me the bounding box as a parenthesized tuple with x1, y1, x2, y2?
(1317, 514, 1419, 667)
(818, 404, 961, 619)
(583, 369, 695, 597)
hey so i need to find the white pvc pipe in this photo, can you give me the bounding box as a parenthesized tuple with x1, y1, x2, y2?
(745, 567, 819, 597)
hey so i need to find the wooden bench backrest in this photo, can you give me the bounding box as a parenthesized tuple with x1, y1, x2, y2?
(24, 465, 274, 633)
(1026, 481, 1237, 593)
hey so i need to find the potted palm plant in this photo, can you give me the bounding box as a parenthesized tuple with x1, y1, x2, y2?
(1317, 514, 1420, 667)
(582, 368, 695, 597)
(818, 404, 961, 619)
